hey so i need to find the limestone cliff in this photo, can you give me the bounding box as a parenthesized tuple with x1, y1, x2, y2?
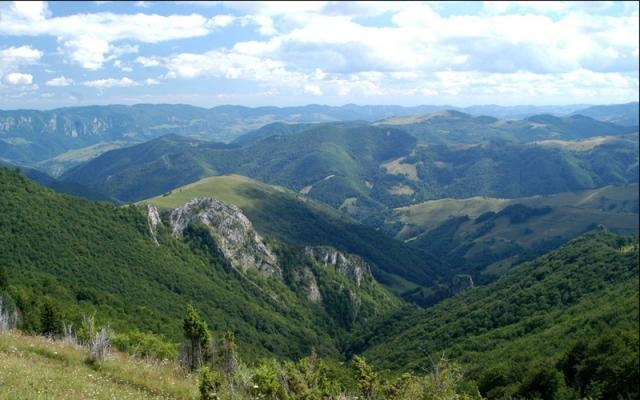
(146, 204, 161, 246)
(168, 198, 280, 277)
(304, 245, 373, 287)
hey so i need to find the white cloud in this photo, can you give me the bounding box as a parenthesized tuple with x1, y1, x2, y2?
(113, 60, 133, 72)
(0, 45, 42, 73)
(3, 72, 33, 85)
(0, 1, 223, 70)
(135, 56, 161, 67)
(144, 78, 159, 85)
(46, 75, 73, 86)
(83, 77, 139, 88)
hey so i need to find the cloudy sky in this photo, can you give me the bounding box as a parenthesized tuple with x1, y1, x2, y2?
(0, 1, 638, 109)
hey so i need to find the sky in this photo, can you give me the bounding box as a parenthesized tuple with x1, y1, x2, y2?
(0, 1, 638, 110)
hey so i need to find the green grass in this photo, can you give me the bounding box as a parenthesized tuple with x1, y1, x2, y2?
(143, 174, 282, 212)
(390, 184, 639, 240)
(0, 331, 198, 400)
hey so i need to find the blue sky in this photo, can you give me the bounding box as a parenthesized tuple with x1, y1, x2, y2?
(0, 1, 638, 109)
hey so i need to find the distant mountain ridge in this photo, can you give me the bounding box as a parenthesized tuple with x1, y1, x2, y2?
(1, 102, 637, 171)
(62, 124, 639, 222)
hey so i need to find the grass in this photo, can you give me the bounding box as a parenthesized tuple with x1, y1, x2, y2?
(141, 174, 285, 211)
(390, 184, 639, 240)
(0, 330, 198, 400)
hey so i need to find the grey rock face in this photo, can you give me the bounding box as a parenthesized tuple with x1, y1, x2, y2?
(304, 246, 372, 287)
(302, 268, 322, 304)
(450, 274, 474, 295)
(168, 198, 280, 277)
(146, 204, 161, 246)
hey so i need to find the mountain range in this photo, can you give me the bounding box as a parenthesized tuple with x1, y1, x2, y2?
(0, 101, 637, 399)
(0, 102, 637, 174)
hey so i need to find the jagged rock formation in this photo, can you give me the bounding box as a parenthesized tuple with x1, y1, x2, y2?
(168, 198, 280, 277)
(301, 268, 322, 304)
(146, 204, 161, 246)
(304, 246, 372, 287)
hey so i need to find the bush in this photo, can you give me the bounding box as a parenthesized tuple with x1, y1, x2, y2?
(199, 367, 223, 400)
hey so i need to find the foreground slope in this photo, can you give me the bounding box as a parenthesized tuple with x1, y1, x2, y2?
(352, 229, 639, 398)
(0, 331, 198, 400)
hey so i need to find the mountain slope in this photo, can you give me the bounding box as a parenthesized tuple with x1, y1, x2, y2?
(62, 123, 638, 226)
(375, 110, 636, 144)
(384, 184, 638, 290)
(141, 174, 444, 292)
(351, 229, 639, 398)
(0, 168, 402, 361)
(572, 101, 639, 127)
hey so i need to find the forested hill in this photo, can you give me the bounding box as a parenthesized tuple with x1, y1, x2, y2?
(0, 168, 404, 361)
(352, 228, 639, 399)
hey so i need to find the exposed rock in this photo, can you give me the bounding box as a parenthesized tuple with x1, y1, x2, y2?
(302, 268, 322, 304)
(304, 246, 372, 287)
(169, 198, 280, 277)
(449, 274, 474, 295)
(146, 204, 161, 246)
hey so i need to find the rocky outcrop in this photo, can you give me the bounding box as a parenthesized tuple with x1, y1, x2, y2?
(304, 246, 372, 287)
(302, 268, 322, 304)
(146, 204, 161, 246)
(449, 274, 474, 295)
(168, 198, 280, 277)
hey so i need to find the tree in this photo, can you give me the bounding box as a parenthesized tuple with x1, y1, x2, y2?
(182, 303, 210, 371)
(353, 355, 378, 400)
(40, 301, 63, 337)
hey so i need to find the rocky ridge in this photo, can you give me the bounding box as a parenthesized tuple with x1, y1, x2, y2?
(167, 197, 281, 277)
(304, 245, 373, 287)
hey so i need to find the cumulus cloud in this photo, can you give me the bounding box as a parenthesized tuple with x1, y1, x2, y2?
(135, 56, 161, 67)
(82, 76, 160, 89)
(0, 1, 221, 70)
(83, 77, 139, 88)
(1, 1, 638, 106)
(3, 72, 33, 85)
(45, 75, 73, 86)
(0, 45, 42, 73)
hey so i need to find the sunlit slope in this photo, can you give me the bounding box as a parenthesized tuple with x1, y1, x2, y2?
(390, 184, 639, 239)
(0, 331, 198, 400)
(142, 174, 445, 291)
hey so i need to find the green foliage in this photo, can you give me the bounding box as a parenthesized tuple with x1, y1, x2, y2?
(356, 229, 639, 398)
(39, 300, 63, 337)
(111, 330, 178, 360)
(199, 367, 223, 400)
(353, 355, 378, 400)
(184, 304, 210, 345)
(0, 168, 380, 361)
(558, 330, 639, 399)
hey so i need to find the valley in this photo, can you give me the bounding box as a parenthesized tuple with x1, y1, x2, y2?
(0, 102, 637, 400)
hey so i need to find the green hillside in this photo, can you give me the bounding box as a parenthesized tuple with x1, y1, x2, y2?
(0, 331, 198, 400)
(353, 229, 639, 399)
(375, 110, 636, 144)
(62, 126, 638, 227)
(385, 184, 638, 285)
(572, 101, 639, 127)
(141, 174, 444, 292)
(0, 168, 402, 361)
(389, 184, 639, 290)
